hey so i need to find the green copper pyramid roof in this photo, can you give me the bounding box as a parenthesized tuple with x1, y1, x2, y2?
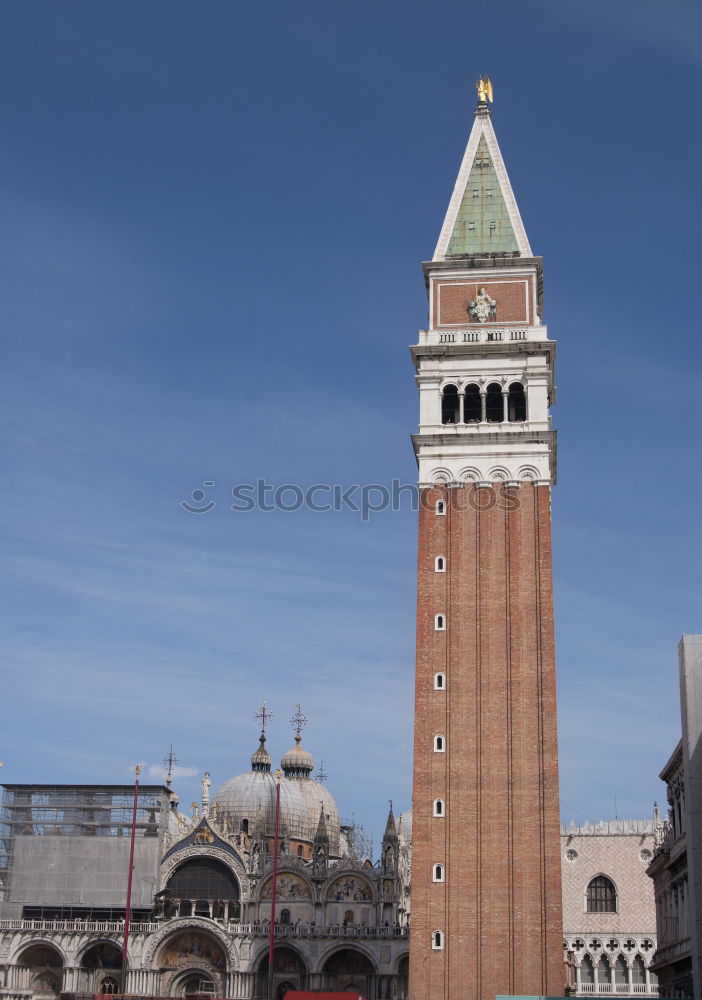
(446, 135, 519, 255)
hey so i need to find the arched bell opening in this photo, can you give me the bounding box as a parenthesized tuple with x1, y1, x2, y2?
(485, 383, 503, 423)
(508, 382, 526, 421)
(463, 383, 481, 423)
(441, 384, 459, 425)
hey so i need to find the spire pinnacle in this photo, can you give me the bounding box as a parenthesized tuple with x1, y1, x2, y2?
(383, 802, 399, 842)
(433, 85, 532, 261)
(315, 803, 329, 841)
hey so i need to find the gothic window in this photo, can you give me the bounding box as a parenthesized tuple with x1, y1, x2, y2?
(100, 979, 119, 995)
(632, 955, 646, 985)
(241, 818, 249, 834)
(586, 875, 617, 913)
(435, 556, 445, 572)
(580, 954, 594, 985)
(507, 382, 526, 422)
(296, 845, 303, 857)
(614, 955, 627, 985)
(433, 864, 444, 882)
(435, 500, 446, 515)
(432, 930, 444, 950)
(434, 672, 445, 690)
(435, 614, 446, 631)
(464, 384, 481, 423)
(441, 384, 460, 425)
(433, 735, 445, 752)
(485, 382, 503, 422)
(280, 909, 291, 925)
(433, 799, 444, 817)
(597, 955, 611, 986)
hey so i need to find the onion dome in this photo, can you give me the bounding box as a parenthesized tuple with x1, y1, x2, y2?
(251, 731, 272, 772)
(281, 733, 314, 777)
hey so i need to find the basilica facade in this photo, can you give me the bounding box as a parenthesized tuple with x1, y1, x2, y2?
(0, 728, 408, 1000)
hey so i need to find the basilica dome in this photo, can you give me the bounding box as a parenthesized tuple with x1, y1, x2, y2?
(213, 734, 311, 843)
(212, 730, 342, 855)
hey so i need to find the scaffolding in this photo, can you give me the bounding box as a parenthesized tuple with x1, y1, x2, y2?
(0, 784, 171, 917)
(340, 816, 374, 863)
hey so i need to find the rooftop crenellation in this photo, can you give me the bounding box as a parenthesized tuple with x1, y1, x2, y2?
(561, 819, 653, 837)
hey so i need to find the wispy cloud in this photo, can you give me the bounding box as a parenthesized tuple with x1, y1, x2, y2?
(147, 764, 199, 780)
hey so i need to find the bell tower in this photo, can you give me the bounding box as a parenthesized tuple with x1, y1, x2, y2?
(408, 82, 563, 1000)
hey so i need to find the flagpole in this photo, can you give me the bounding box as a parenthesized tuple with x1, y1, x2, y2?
(122, 764, 141, 982)
(267, 769, 282, 1000)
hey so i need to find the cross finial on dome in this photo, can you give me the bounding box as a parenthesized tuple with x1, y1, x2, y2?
(163, 744, 179, 788)
(290, 704, 308, 744)
(254, 700, 274, 738)
(316, 759, 327, 783)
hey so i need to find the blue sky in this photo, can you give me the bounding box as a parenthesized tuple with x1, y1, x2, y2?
(1, 0, 701, 851)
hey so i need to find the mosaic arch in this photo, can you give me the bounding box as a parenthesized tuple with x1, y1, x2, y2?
(156, 930, 227, 972)
(260, 871, 312, 900)
(142, 916, 236, 968)
(326, 874, 373, 902)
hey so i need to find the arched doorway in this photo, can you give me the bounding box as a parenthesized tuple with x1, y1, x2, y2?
(16, 944, 64, 998)
(257, 946, 307, 999)
(157, 930, 227, 998)
(172, 969, 217, 998)
(80, 941, 123, 994)
(165, 857, 240, 921)
(321, 948, 375, 996)
(397, 956, 409, 1000)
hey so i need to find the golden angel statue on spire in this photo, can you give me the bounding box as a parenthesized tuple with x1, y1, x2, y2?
(476, 76, 493, 104)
